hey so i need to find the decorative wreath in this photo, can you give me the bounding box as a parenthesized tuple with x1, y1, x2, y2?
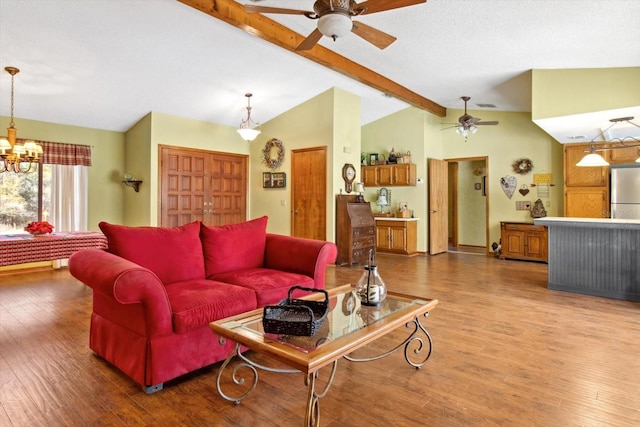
(262, 138, 285, 170)
(512, 158, 533, 175)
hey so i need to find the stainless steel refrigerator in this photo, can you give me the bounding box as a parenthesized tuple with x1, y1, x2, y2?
(611, 163, 640, 219)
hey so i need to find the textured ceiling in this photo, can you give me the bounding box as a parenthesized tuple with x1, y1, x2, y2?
(0, 0, 639, 142)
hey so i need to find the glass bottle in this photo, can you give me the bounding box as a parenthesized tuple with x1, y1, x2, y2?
(355, 250, 386, 306)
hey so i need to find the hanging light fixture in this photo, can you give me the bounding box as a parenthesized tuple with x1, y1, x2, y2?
(0, 66, 42, 173)
(236, 93, 261, 142)
(576, 144, 609, 167)
(576, 117, 640, 167)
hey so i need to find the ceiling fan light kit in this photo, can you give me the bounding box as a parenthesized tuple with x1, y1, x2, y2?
(317, 13, 352, 40)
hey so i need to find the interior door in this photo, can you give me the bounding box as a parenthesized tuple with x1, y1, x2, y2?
(291, 147, 327, 240)
(428, 158, 448, 255)
(160, 146, 247, 227)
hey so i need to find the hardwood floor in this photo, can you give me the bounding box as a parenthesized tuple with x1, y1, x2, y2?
(1, 253, 639, 426)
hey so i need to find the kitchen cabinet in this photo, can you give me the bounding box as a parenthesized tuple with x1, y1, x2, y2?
(564, 143, 610, 218)
(564, 143, 608, 187)
(609, 145, 640, 164)
(336, 195, 375, 265)
(564, 187, 609, 218)
(500, 222, 548, 263)
(361, 163, 416, 187)
(375, 218, 418, 255)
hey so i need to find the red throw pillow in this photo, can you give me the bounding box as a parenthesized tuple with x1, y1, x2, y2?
(200, 216, 268, 277)
(99, 221, 205, 284)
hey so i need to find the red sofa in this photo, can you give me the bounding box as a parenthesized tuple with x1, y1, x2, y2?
(68, 217, 337, 393)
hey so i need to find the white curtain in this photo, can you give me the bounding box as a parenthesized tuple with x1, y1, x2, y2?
(49, 165, 88, 232)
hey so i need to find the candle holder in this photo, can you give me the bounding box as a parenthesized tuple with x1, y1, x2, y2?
(355, 249, 386, 306)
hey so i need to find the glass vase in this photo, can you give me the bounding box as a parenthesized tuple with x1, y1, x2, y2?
(355, 264, 386, 306)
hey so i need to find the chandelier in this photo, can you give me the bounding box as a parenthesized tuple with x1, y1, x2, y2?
(237, 93, 261, 142)
(0, 66, 42, 173)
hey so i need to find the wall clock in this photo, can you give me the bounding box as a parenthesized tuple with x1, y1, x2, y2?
(342, 163, 356, 193)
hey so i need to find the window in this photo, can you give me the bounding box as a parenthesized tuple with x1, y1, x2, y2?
(0, 164, 52, 233)
(0, 140, 91, 234)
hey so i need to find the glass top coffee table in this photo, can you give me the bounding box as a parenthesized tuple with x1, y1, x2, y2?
(210, 284, 438, 426)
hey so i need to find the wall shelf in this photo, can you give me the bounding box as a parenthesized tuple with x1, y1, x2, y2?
(123, 180, 142, 192)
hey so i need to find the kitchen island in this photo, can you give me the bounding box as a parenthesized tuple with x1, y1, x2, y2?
(534, 217, 640, 301)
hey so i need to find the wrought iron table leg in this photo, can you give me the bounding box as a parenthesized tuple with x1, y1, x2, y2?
(343, 312, 433, 368)
(304, 360, 338, 427)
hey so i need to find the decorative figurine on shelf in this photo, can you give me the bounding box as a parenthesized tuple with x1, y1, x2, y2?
(388, 147, 397, 164)
(355, 249, 387, 306)
(530, 199, 547, 218)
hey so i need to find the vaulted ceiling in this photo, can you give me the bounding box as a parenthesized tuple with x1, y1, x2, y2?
(1, 0, 639, 140)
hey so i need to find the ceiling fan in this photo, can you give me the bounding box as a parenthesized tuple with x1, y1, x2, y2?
(244, 0, 426, 51)
(444, 96, 499, 137)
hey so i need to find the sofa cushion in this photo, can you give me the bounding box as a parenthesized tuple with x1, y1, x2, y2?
(210, 268, 314, 307)
(200, 216, 268, 277)
(99, 221, 205, 284)
(165, 279, 257, 334)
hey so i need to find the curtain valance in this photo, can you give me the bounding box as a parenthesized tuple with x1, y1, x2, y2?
(16, 139, 92, 166)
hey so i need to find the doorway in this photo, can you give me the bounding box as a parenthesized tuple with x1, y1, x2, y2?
(446, 156, 489, 254)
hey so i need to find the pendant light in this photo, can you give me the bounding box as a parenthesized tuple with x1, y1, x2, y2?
(237, 93, 261, 142)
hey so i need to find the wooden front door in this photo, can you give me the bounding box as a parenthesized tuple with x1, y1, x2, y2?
(428, 158, 448, 255)
(160, 146, 247, 227)
(291, 147, 327, 240)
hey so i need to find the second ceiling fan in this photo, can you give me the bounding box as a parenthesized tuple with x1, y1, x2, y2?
(445, 96, 499, 137)
(244, 0, 426, 51)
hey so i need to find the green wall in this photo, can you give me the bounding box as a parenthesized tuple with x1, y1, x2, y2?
(0, 116, 125, 230)
(532, 67, 640, 119)
(250, 88, 360, 238)
(361, 106, 564, 252)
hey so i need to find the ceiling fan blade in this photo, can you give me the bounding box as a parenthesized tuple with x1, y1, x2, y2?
(476, 121, 499, 126)
(351, 21, 397, 49)
(295, 29, 324, 51)
(244, 5, 310, 15)
(356, 0, 426, 15)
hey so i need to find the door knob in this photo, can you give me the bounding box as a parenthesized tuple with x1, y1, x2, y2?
(429, 210, 437, 213)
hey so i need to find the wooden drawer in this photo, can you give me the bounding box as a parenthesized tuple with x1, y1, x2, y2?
(502, 223, 545, 232)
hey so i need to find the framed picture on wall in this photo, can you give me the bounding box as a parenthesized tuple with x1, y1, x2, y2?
(263, 172, 286, 188)
(369, 153, 378, 166)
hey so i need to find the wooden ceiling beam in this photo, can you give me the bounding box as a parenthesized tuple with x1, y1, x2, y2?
(178, 0, 446, 117)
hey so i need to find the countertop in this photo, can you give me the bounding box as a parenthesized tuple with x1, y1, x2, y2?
(535, 217, 640, 229)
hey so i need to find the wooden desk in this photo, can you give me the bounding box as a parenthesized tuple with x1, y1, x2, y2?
(0, 232, 107, 267)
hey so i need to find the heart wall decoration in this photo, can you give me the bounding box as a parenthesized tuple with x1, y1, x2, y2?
(500, 176, 517, 199)
(519, 184, 530, 196)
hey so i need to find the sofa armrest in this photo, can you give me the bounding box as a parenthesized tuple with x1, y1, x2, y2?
(69, 249, 173, 336)
(264, 234, 337, 289)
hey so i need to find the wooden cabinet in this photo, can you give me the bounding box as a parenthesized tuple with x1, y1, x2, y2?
(564, 143, 608, 187)
(609, 145, 640, 164)
(361, 164, 416, 187)
(500, 222, 548, 263)
(336, 195, 375, 265)
(375, 219, 418, 255)
(564, 143, 610, 218)
(565, 187, 609, 218)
